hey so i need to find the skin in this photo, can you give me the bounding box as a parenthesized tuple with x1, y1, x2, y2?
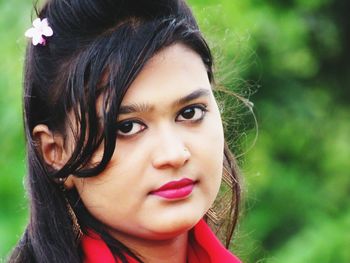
(34, 43, 224, 263)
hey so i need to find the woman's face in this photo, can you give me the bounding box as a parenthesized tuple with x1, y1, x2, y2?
(70, 43, 224, 241)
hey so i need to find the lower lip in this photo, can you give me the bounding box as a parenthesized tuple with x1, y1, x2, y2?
(151, 184, 195, 199)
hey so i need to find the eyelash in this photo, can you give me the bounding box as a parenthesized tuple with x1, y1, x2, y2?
(176, 104, 208, 123)
(116, 104, 208, 138)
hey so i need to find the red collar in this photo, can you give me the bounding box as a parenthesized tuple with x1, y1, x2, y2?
(81, 219, 241, 263)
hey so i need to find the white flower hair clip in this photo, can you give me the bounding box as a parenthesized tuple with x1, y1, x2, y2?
(25, 18, 53, 46)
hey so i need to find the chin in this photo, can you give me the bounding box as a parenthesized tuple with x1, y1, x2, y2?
(145, 210, 205, 240)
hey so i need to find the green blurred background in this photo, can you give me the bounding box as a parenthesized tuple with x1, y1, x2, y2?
(1, 0, 349, 262)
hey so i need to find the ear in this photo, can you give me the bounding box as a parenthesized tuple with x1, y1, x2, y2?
(32, 124, 75, 189)
(33, 124, 66, 168)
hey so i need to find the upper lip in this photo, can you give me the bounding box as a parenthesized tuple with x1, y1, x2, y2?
(150, 178, 195, 193)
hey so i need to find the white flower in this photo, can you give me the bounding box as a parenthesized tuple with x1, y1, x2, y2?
(25, 18, 53, 46)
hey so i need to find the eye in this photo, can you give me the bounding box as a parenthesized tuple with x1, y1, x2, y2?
(176, 104, 208, 122)
(116, 120, 146, 137)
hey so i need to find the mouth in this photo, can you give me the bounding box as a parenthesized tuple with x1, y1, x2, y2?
(149, 178, 196, 200)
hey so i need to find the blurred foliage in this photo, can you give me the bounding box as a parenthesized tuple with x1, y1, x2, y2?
(0, 0, 31, 259)
(188, 0, 350, 262)
(0, 0, 349, 262)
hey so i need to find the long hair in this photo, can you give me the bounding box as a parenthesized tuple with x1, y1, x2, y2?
(9, 0, 241, 262)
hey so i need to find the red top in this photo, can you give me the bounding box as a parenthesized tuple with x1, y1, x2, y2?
(81, 219, 241, 263)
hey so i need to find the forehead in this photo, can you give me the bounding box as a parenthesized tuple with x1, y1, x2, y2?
(121, 43, 212, 107)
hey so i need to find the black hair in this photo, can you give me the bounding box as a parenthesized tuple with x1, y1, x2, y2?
(9, 0, 240, 262)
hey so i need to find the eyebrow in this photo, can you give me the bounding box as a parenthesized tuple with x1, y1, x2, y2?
(118, 88, 210, 115)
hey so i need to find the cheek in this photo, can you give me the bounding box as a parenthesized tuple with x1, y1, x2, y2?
(200, 107, 225, 163)
(72, 167, 143, 225)
(72, 133, 152, 218)
(193, 109, 225, 199)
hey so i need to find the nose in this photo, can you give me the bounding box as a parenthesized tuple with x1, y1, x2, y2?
(151, 130, 191, 169)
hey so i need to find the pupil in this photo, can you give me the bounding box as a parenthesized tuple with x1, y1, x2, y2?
(183, 108, 195, 119)
(120, 122, 133, 133)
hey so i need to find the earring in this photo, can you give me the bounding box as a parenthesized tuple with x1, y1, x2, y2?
(58, 177, 65, 183)
(55, 177, 67, 191)
(66, 201, 83, 241)
(206, 166, 235, 245)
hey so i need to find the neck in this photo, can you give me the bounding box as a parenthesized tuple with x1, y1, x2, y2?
(111, 231, 188, 263)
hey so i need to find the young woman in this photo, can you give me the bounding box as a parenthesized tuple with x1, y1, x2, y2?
(10, 0, 242, 262)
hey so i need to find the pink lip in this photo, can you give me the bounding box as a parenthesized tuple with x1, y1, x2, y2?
(150, 178, 195, 199)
